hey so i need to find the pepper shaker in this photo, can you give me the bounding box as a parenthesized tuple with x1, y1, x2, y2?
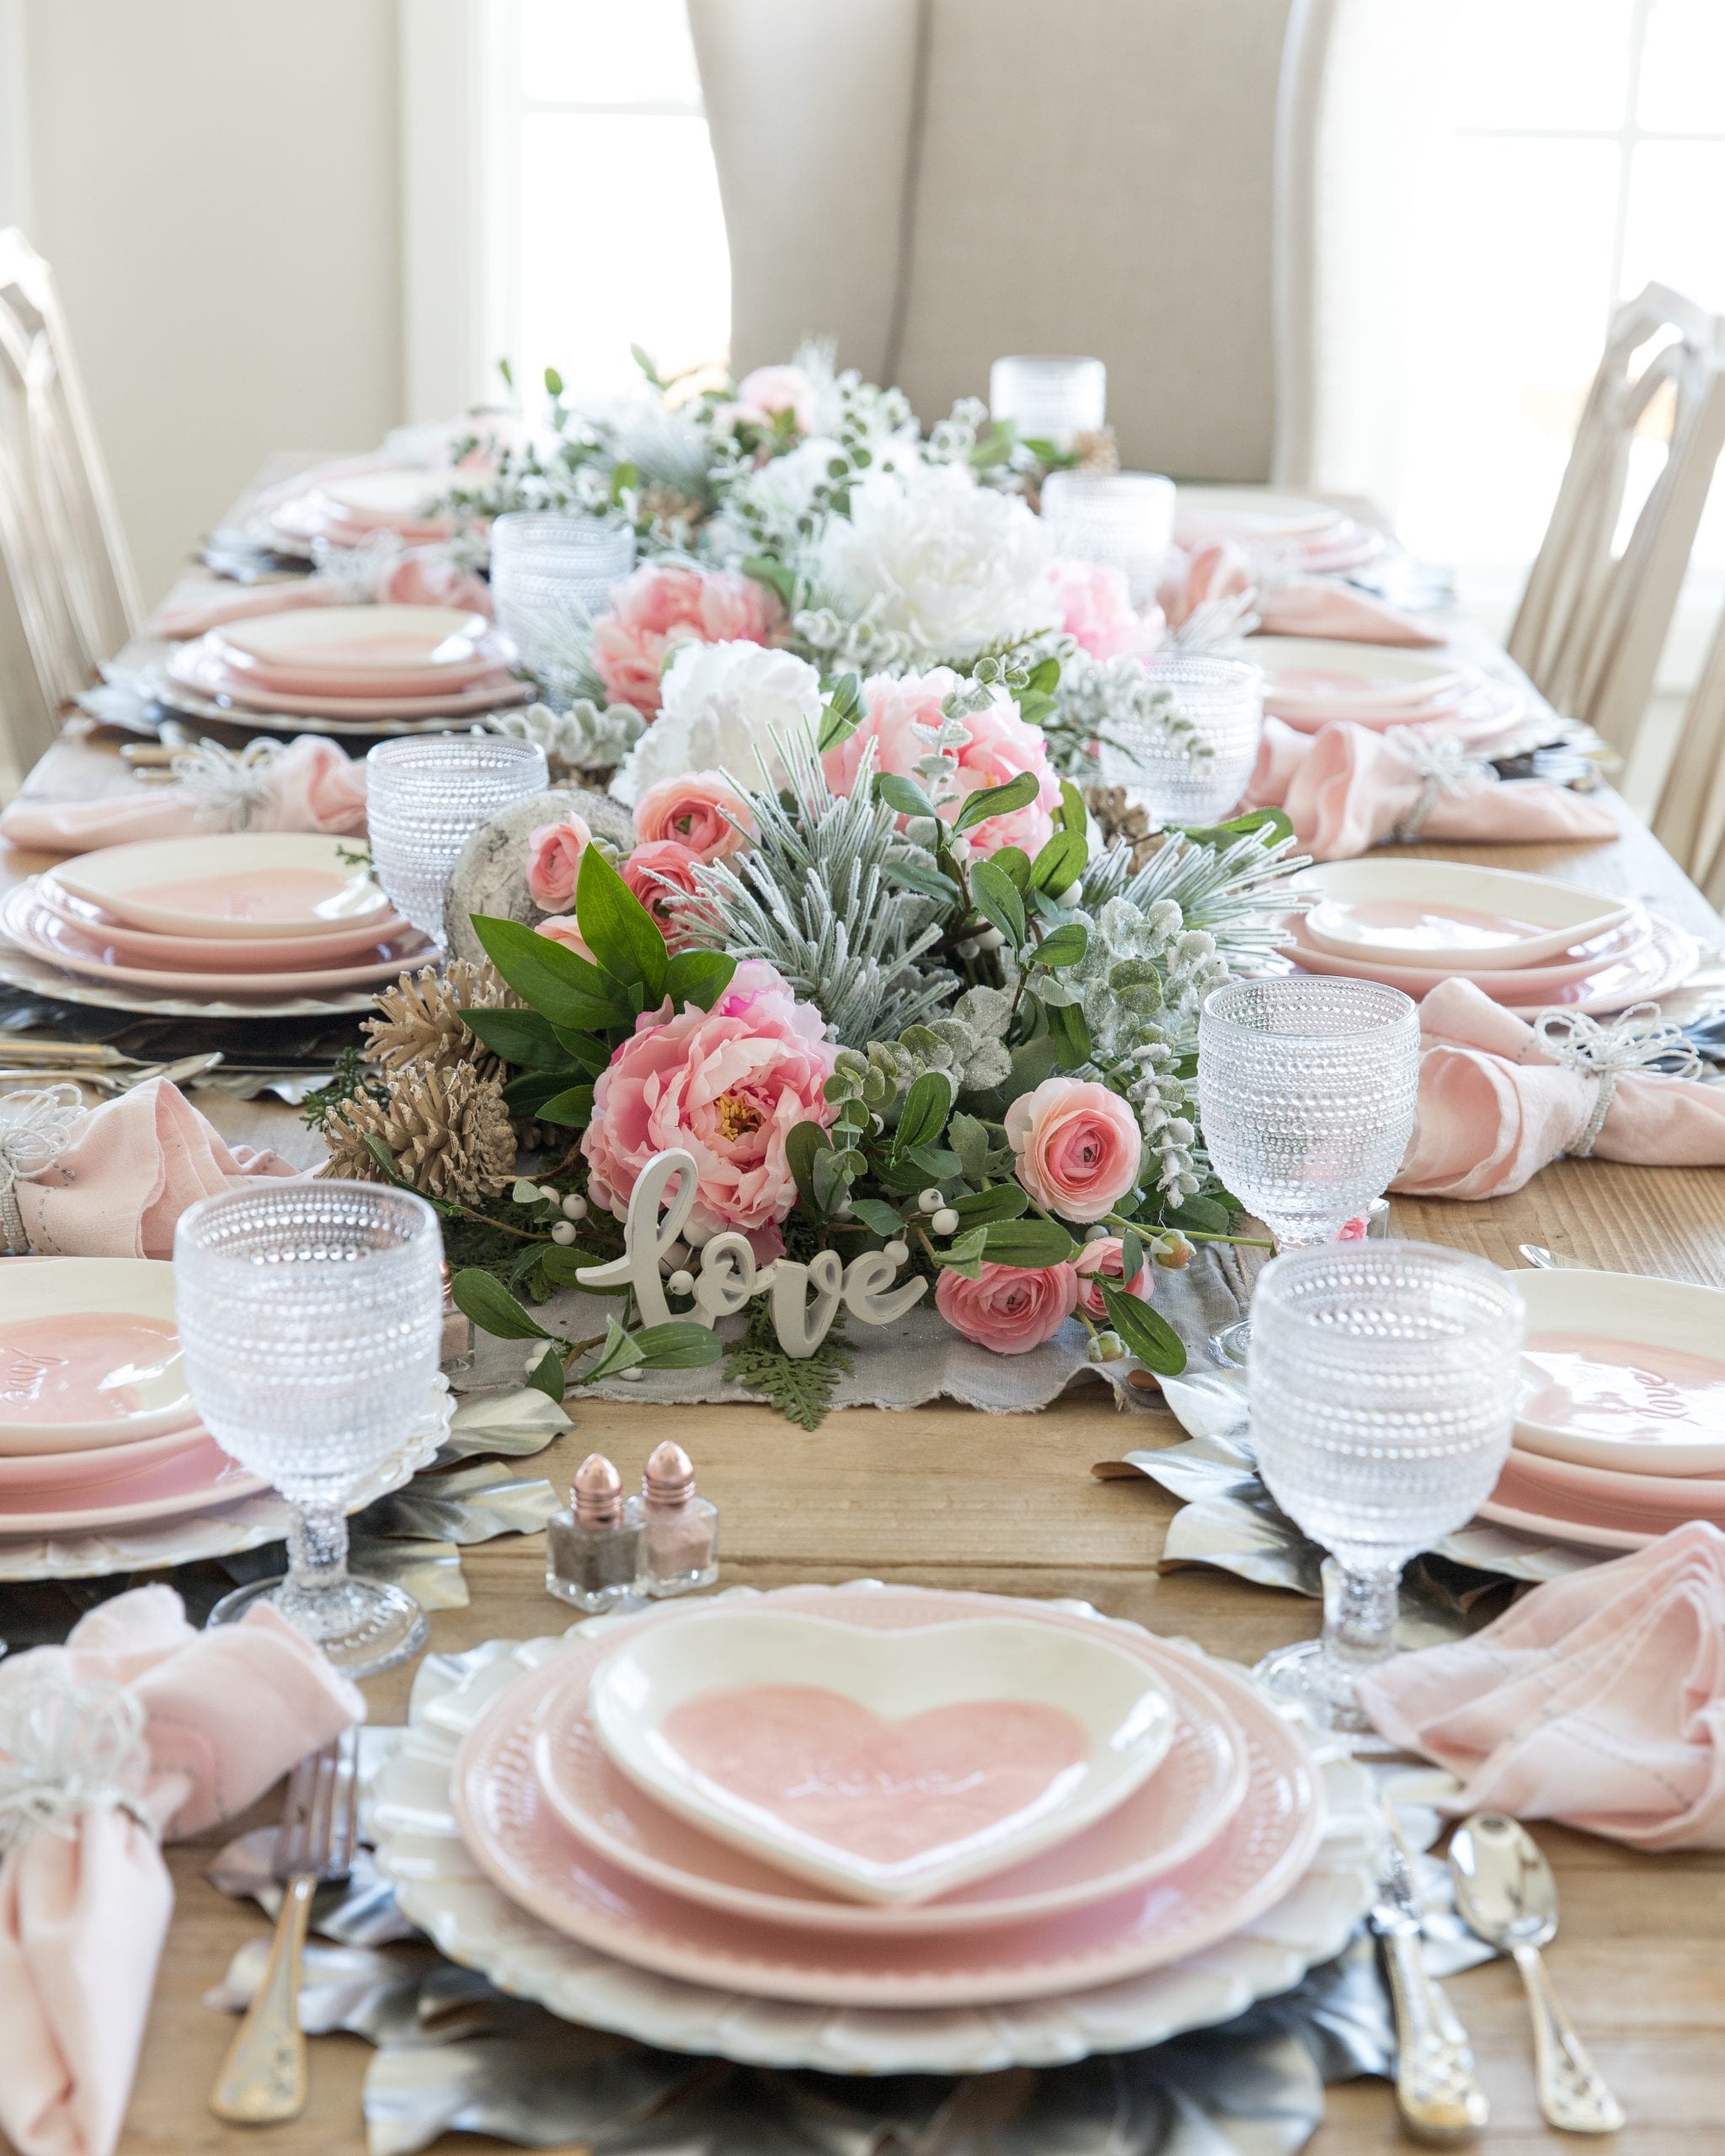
(545, 1453, 642, 1612)
(638, 1441, 719, 1597)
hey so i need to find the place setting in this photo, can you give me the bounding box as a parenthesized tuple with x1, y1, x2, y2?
(1172, 487, 1386, 577)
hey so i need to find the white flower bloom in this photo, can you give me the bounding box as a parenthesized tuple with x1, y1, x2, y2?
(814, 462, 1057, 662)
(610, 638, 824, 804)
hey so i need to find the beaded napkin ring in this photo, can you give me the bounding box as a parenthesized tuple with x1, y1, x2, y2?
(0, 1665, 157, 1851)
(1532, 1001, 1703, 1155)
(0, 1082, 83, 1255)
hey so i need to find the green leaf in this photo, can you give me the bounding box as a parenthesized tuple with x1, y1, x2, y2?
(1025, 654, 1060, 696)
(815, 672, 864, 754)
(951, 771, 1039, 835)
(934, 1224, 989, 1277)
(969, 858, 1027, 947)
(884, 858, 961, 901)
(742, 553, 801, 611)
(665, 947, 736, 1011)
(982, 1218, 1078, 1267)
(988, 846, 1032, 891)
(503, 1068, 585, 1113)
(537, 1245, 607, 1286)
(576, 843, 668, 998)
(905, 1143, 962, 1177)
(1034, 921, 1089, 969)
(786, 1120, 833, 1213)
(1100, 1279, 1188, 1375)
(949, 1183, 1029, 1225)
(471, 915, 632, 1032)
(811, 1145, 855, 1213)
(631, 1321, 725, 1370)
(872, 1154, 942, 1197)
(543, 364, 564, 398)
(848, 1198, 905, 1236)
(630, 341, 665, 387)
(875, 773, 937, 821)
(893, 1070, 953, 1155)
(1121, 1230, 1144, 1286)
(948, 1112, 991, 1184)
(1046, 999, 1092, 1068)
(535, 1083, 595, 1128)
(1167, 1195, 1231, 1235)
(457, 1005, 569, 1070)
(723, 1300, 855, 1429)
(1028, 828, 1087, 894)
(523, 1345, 567, 1401)
(1058, 779, 1087, 833)
(1177, 806, 1294, 849)
(451, 1268, 554, 1342)
(549, 1027, 610, 1074)
(585, 1317, 644, 1382)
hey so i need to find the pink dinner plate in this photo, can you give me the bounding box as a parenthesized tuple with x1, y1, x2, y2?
(212, 605, 504, 697)
(452, 1588, 1326, 2007)
(0, 1433, 266, 1534)
(0, 1422, 211, 1494)
(1501, 912, 1698, 1017)
(2, 886, 425, 995)
(1283, 910, 1649, 998)
(1498, 1443, 1725, 1519)
(530, 1612, 1249, 1935)
(1266, 679, 1525, 740)
(168, 642, 529, 720)
(1476, 1451, 1696, 1553)
(35, 878, 417, 967)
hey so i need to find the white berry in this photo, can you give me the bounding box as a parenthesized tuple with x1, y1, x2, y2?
(561, 1193, 588, 1220)
(918, 1187, 943, 1213)
(1084, 1222, 1110, 1242)
(550, 1220, 577, 1246)
(931, 1207, 960, 1237)
(524, 1348, 546, 1376)
(619, 1366, 644, 1382)
(667, 1268, 694, 1296)
(1056, 880, 1084, 908)
(884, 1240, 910, 1266)
(537, 1184, 561, 1206)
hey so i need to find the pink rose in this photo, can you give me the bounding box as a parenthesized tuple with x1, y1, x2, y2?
(633, 771, 754, 863)
(1006, 1076, 1143, 1224)
(580, 961, 837, 1242)
(620, 838, 704, 949)
(733, 364, 819, 436)
(1071, 1235, 1154, 1322)
(935, 1262, 1078, 1354)
(590, 563, 782, 718)
(1049, 558, 1162, 661)
(536, 914, 595, 962)
(524, 814, 593, 911)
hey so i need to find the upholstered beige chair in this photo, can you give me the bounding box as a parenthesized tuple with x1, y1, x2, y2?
(1509, 283, 1725, 761)
(688, 0, 1429, 494)
(0, 228, 141, 774)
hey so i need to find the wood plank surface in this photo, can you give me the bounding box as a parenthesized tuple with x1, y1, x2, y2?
(3, 494, 1722, 2153)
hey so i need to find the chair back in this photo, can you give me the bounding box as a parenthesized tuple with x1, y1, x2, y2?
(1652, 602, 1725, 910)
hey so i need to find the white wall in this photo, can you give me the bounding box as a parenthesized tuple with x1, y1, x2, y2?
(16, 0, 404, 599)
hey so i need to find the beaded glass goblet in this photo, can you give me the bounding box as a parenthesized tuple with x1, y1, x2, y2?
(490, 510, 637, 680)
(365, 734, 547, 948)
(174, 1182, 446, 1676)
(1039, 468, 1175, 602)
(988, 354, 1108, 448)
(1247, 1241, 1525, 1737)
(1098, 653, 1263, 826)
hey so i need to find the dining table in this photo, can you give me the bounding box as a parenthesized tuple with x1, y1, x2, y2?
(2, 466, 1722, 2156)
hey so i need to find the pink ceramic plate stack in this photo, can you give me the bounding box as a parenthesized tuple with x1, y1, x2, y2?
(0, 1258, 267, 1538)
(1239, 635, 1532, 749)
(1172, 489, 1386, 576)
(265, 466, 468, 551)
(446, 1585, 1334, 2012)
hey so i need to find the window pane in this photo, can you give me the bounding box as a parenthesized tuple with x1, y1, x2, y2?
(1621, 141, 1725, 307)
(1442, 0, 1633, 132)
(520, 0, 702, 108)
(517, 112, 730, 398)
(1637, 0, 1725, 134)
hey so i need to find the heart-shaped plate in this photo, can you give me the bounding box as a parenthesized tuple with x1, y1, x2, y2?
(587, 1606, 1178, 1905)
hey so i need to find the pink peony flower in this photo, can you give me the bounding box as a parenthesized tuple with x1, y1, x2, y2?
(1049, 558, 1163, 661)
(632, 771, 754, 863)
(1006, 1076, 1143, 1224)
(580, 961, 837, 1244)
(822, 669, 1061, 859)
(524, 814, 593, 911)
(733, 363, 819, 436)
(536, 914, 595, 963)
(935, 1261, 1078, 1354)
(620, 838, 705, 949)
(1071, 1235, 1155, 1322)
(590, 563, 782, 718)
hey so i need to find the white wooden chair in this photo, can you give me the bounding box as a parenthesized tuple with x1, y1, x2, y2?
(1509, 283, 1725, 761)
(0, 228, 142, 771)
(1651, 603, 1725, 910)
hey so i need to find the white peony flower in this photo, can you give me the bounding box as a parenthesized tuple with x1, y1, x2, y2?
(814, 462, 1058, 662)
(610, 638, 825, 804)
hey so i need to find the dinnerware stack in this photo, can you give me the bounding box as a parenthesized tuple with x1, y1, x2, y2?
(1284, 859, 1700, 1019)
(1172, 489, 1385, 576)
(263, 466, 466, 552)
(0, 832, 434, 1008)
(0, 1258, 270, 1540)
(1481, 1269, 1725, 1552)
(163, 605, 531, 729)
(375, 1584, 1376, 2072)
(1242, 634, 1528, 750)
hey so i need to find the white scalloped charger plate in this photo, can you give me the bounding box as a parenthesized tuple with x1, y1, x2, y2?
(372, 1583, 1377, 2073)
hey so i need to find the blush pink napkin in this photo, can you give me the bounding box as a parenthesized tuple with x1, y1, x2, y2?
(1391, 979, 1725, 1199)
(1245, 716, 1620, 860)
(157, 548, 493, 642)
(1359, 1522, 1725, 1849)
(1158, 540, 1445, 648)
(0, 1586, 364, 2156)
(16, 1079, 296, 1259)
(0, 736, 367, 855)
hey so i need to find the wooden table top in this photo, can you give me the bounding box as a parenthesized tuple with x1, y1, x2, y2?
(4, 515, 1723, 2155)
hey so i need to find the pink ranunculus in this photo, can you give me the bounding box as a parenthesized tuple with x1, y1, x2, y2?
(632, 771, 754, 863)
(1049, 558, 1163, 661)
(1337, 1214, 1370, 1241)
(935, 1261, 1079, 1354)
(536, 914, 596, 962)
(620, 838, 705, 949)
(1071, 1235, 1155, 1322)
(580, 961, 837, 1243)
(524, 813, 593, 911)
(590, 563, 782, 718)
(734, 364, 819, 436)
(1006, 1076, 1143, 1225)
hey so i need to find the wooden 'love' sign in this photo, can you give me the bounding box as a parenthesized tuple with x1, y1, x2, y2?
(575, 1150, 928, 1358)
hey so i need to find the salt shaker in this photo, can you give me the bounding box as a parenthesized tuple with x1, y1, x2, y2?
(545, 1453, 642, 1612)
(638, 1441, 719, 1598)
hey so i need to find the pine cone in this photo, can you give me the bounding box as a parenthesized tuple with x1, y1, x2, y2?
(1086, 784, 1168, 873)
(1073, 426, 1120, 473)
(364, 958, 513, 1079)
(321, 1061, 516, 1206)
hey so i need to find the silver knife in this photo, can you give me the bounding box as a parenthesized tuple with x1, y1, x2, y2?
(1371, 1833, 1491, 2145)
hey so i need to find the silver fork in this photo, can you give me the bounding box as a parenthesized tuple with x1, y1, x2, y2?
(209, 1733, 359, 2123)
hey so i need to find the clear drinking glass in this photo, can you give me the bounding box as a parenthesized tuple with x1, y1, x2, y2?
(1098, 653, 1263, 825)
(988, 355, 1108, 447)
(489, 510, 638, 678)
(1039, 468, 1175, 602)
(174, 1182, 446, 1677)
(1247, 1241, 1525, 1737)
(366, 734, 548, 947)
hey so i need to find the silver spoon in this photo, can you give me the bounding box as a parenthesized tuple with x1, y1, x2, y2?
(1448, 1813, 1624, 2135)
